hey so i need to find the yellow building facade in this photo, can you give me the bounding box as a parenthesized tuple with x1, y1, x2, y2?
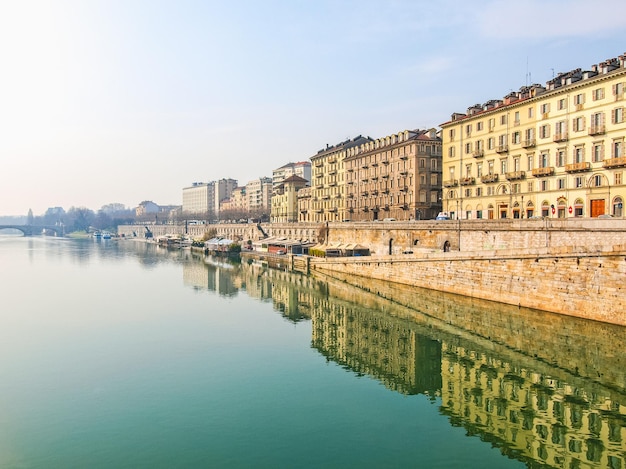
(442, 55, 626, 220)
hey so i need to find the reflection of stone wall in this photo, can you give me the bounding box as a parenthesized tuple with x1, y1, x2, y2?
(440, 343, 625, 468)
(313, 271, 626, 398)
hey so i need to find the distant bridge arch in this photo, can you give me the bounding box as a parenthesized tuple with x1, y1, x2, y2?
(0, 225, 65, 236)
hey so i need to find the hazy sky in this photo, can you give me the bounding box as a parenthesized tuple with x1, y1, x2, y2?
(1, 0, 625, 215)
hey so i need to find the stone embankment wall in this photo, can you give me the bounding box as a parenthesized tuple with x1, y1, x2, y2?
(310, 244, 626, 326)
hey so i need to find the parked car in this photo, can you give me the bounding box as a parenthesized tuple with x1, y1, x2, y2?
(435, 212, 451, 220)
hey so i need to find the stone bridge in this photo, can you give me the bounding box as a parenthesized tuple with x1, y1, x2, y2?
(0, 225, 65, 236)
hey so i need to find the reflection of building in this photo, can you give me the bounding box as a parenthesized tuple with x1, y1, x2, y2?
(440, 343, 625, 468)
(441, 55, 626, 220)
(309, 295, 442, 396)
(176, 249, 625, 469)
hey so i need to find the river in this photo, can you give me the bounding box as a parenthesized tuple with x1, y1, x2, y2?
(0, 234, 624, 468)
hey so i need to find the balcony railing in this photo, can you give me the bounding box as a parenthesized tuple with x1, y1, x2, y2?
(565, 162, 591, 173)
(481, 173, 499, 183)
(522, 139, 536, 148)
(443, 179, 458, 187)
(588, 125, 606, 136)
(532, 167, 555, 177)
(603, 156, 626, 168)
(472, 150, 484, 158)
(553, 132, 569, 142)
(505, 171, 526, 181)
(460, 177, 475, 186)
(496, 144, 508, 153)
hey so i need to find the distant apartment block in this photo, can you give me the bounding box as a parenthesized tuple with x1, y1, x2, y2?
(271, 174, 309, 223)
(441, 54, 626, 219)
(246, 177, 272, 213)
(182, 178, 238, 218)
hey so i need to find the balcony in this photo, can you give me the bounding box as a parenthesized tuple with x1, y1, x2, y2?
(505, 171, 526, 181)
(400, 155, 408, 160)
(460, 177, 475, 186)
(400, 171, 408, 176)
(347, 193, 354, 199)
(382, 159, 389, 165)
(565, 162, 591, 173)
(383, 204, 390, 211)
(472, 150, 484, 158)
(532, 167, 555, 177)
(361, 191, 369, 197)
(328, 169, 337, 175)
(496, 144, 508, 153)
(361, 164, 369, 169)
(553, 133, 569, 143)
(604, 156, 626, 168)
(401, 186, 409, 192)
(314, 161, 323, 167)
(443, 179, 458, 187)
(588, 125, 606, 136)
(481, 173, 499, 183)
(522, 139, 536, 148)
(401, 203, 409, 210)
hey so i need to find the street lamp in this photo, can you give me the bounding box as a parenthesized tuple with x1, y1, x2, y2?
(456, 199, 461, 251)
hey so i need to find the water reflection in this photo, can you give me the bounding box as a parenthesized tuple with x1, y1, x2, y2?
(144, 243, 625, 468)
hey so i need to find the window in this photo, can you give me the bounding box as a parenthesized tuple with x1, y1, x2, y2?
(593, 143, 604, 162)
(465, 164, 472, 177)
(500, 115, 507, 125)
(465, 143, 471, 154)
(593, 88, 604, 101)
(420, 174, 426, 185)
(557, 98, 567, 110)
(615, 173, 622, 185)
(539, 124, 550, 139)
(540, 152, 549, 168)
(430, 191, 438, 203)
(449, 129, 455, 140)
(512, 131, 520, 144)
(614, 140, 624, 158)
(556, 150, 565, 167)
(573, 116, 585, 132)
(431, 159, 438, 170)
(419, 158, 425, 168)
(613, 107, 624, 124)
(525, 128, 535, 142)
(514, 111, 520, 125)
(573, 146, 584, 163)
(464, 188, 471, 198)
(527, 154, 534, 171)
(527, 181, 534, 192)
(614, 82, 624, 98)
(476, 163, 483, 177)
(488, 137, 495, 150)
(557, 178, 565, 189)
(476, 187, 482, 197)
(594, 175, 603, 187)
(528, 107, 534, 118)
(574, 176, 584, 188)
(448, 147, 455, 157)
(513, 157, 520, 171)
(488, 118, 495, 131)
(555, 120, 567, 137)
(541, 180, 549, 191)
(419, 191, 426, 203)
(477, 121, 483, 131)
(574, 93, 585, 106)
(430, 174, 438, 185)
(540, 103, 550, 115)
(512, 183, 521, 194)
(500, 159, 507, 173)
(465, 124, 472, 136)
(488, 160, 494, 174)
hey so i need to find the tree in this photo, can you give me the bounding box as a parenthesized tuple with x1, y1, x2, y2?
(66, 207, 95, 233)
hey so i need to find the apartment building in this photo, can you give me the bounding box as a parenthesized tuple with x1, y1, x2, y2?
(272, 162, 311, 193)
(344, 129, 442, 221)
(309, 135, 373, 222)
(246, 177, 272, 214)
(271, 174, 308, 223)
(182, 182, 214, 215)
(441, 54, 626, 220)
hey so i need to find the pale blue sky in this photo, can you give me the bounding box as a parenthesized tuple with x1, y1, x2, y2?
(1, 0, 625, 215)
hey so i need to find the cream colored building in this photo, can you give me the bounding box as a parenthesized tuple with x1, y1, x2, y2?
(310, 135, 373, 222)
(270, 174, 308, 223)
(344, 129, 442, 221)
(246, 177, 272, 214)
(441, 54, 626, 220)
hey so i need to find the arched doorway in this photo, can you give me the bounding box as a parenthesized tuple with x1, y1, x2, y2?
(613, 197, 623, 217)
